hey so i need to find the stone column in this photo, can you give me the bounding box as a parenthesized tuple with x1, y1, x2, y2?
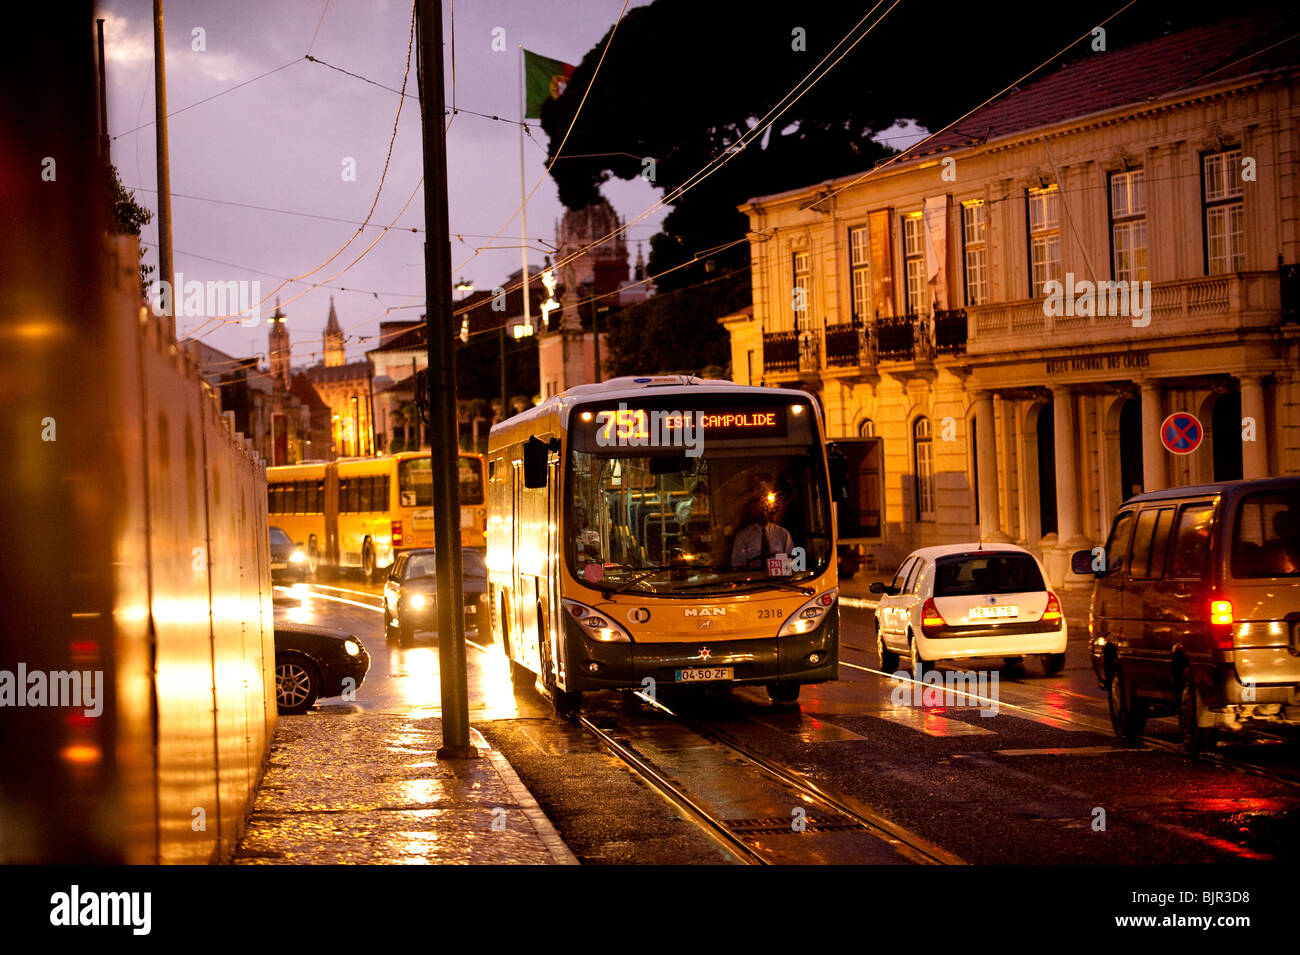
(1140, 379, 1165, 493)
(1051, 387, 1087, 548)
(974, 391, 1008, 541)
(1239, 376, 1269, 479)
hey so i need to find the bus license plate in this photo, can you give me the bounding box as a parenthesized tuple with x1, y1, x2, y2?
(675, 667, 733, 683)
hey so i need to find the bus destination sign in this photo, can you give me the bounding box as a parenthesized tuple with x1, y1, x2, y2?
(575, 402, 791, 456)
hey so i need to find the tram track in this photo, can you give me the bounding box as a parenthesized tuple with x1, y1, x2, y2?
(578, 695, 963, 865)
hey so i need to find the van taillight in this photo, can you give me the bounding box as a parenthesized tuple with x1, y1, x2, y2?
(1041, 593, 1062, 622)
(921, 598, 947, 630)
(392, 521, 404, 546)
(1210, 599, 1234, 649)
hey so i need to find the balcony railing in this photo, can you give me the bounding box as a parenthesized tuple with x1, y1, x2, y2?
(824, 322, 862, 367)
(762, 330, 799, 373)
(876, 314, 915, 361)
(933, 308, 968, 355)
(966, 271, 1281, 354)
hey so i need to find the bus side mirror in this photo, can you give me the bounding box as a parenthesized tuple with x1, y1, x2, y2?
(523, 436, 548, 488)
(826, 444, 850, 503)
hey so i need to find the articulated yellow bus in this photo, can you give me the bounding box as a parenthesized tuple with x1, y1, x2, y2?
(487, 375, 841, 715)
(267, 451, 487, 578)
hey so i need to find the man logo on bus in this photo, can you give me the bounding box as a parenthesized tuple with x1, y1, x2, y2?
(629, 607, 650, 624)
(595, 403, 702, 457)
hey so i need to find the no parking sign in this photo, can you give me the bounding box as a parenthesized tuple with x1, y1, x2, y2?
(1160, 412, 1203, 454)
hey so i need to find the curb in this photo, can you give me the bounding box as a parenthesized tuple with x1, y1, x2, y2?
(470, 726, 579, 866)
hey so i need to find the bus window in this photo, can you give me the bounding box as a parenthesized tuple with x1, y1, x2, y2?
(459, 458, 485, 504)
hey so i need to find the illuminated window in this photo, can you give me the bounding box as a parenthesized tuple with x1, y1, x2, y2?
(1110, 169, 1148, 284)
(903, 213, 927, 315)
(961, 201, 988, 306)
(848, 225, 870, 322)
(913, 416, 935, 521)
(1027, 185, 1060, 297)
(792, 250, 810, 325)
(1202, 149, 1244, 274)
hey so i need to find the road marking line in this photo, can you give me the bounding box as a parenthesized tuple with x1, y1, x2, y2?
(993, 745, 1143, 757)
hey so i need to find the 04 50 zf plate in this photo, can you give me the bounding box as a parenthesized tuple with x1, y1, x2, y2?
(675, 667, 733, 682)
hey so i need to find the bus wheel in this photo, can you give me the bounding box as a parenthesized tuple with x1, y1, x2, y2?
(306, 537, 319, 578)
(362, 541, 378, 582)
(767, 682, 800, 704)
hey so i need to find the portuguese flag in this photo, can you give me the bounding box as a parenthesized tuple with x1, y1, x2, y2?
(524, 49, 575, 119)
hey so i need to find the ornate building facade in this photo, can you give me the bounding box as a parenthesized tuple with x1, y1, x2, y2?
(719, 12, 1300, 585)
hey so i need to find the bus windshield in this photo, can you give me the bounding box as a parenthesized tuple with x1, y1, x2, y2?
(567, 447, 832, 594)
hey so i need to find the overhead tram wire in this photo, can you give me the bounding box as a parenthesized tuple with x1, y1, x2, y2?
(459, 0, 904, 307)
(804, 0, 1141, 212)
(185, 3, 420, 342)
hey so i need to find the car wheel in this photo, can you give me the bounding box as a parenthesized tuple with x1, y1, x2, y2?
(909, 633, 928, 677)
(275, 654, 320, 714)
(383, 609, 397, 642)
(767, 682, 800, 704)
(398, 615, 414, 647)
(307, 537, 319, 578)
(877, 626, 900, 672)
(1107, 667, 1146, 742)
(1178, 676, 1219, 755)
(1041, 652, 1066, 677)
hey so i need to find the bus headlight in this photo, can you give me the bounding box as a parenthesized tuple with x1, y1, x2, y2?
(777, 588, 837, 637)
(562, 598, 631, 643)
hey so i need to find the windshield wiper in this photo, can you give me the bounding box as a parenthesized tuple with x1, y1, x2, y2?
(733, 574, 815, 596)
(601, 568, 668, 596)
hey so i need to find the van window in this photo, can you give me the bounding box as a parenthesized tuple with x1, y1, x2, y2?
(1129, 507, 1174, 579)
(1232, 491, 1300, 578)
(1167, 503, 1215, 578)
(1104, 510, 1136, 573)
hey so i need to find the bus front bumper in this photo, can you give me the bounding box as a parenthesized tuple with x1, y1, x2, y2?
(560, 613, 839, 692)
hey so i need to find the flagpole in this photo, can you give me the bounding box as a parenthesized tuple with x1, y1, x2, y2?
(518, 45, 532, 338)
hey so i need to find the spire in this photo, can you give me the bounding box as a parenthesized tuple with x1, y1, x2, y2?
(635, 242, 645, 281)
(325, 295, 341, 335)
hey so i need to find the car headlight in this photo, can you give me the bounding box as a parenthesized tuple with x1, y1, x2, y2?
(777, 588, 838, 637)
(343, 639, 361, 656)
(289, 550, 306, 564)
(408, 594, 428, 610)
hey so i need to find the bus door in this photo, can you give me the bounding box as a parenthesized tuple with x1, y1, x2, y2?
(544, 448, 563, 689)
(324, 464, 340, 568)
(512, 459, 539, 673)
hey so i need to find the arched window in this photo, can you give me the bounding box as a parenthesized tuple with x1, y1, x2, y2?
(914, 417, 935, 521)
(859, 418, 875, 437)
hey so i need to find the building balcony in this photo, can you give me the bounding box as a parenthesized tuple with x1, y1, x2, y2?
(762, 329, 821, 377)
(966, 271, 1282, 355)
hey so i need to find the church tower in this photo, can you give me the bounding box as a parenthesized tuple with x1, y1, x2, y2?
(268, 297, 290, 389)
(323, 296, 345, 368)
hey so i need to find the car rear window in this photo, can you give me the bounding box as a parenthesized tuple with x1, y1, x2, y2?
(934, 553, 1044, 596)
(1232, 491, 1300, 578)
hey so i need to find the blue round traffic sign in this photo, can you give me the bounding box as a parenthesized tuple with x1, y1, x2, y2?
(1160, 412, 1203, 455)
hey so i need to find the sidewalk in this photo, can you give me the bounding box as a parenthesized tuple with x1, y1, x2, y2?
(234, 710, 576, 865)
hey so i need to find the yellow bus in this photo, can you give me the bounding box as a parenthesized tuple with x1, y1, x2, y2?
(267, 452, 489, 579)
(487, 375, 841, 716)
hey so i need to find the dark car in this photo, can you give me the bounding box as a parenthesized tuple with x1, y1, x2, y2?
(269, 525, 307, 584)
(383, 547, 490, 647)
(274, 623, 370, 714)
(1072, 477, 1300, 753)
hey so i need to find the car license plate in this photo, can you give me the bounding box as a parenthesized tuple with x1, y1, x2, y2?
(675, 667, 733, 682)
(464, 604, 476, 614)
(271, 562, 287, 570)
(970, 605, 1017, 619)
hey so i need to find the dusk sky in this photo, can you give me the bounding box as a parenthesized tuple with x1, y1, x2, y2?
(100, 0, 668, 367)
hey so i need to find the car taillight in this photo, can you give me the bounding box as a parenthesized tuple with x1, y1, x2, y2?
(1041, 593, 1062, 622)
(921, 598, 946, 630)
(1211, 599, 1234, 649)
(391, 520, 404, 546)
